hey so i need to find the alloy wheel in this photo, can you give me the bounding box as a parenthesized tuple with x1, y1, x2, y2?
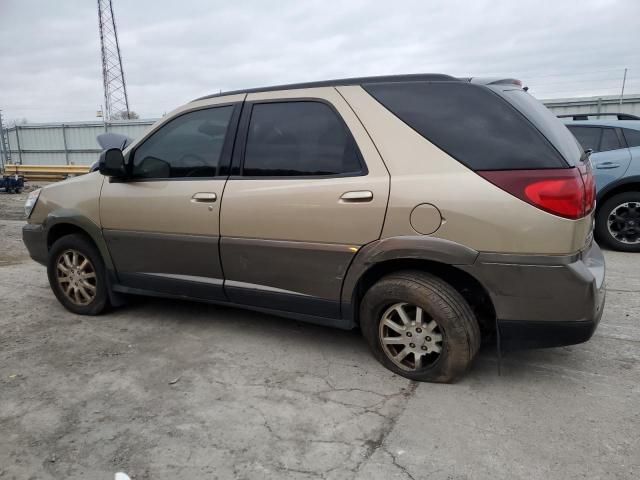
(607, 202, 640, 245)
(56, 249, 97, 306)
(379, 302, 444, 371)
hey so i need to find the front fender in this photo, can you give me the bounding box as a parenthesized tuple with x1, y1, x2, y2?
(44, 209, 115, 271)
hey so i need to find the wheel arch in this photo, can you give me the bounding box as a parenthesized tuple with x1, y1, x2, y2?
(342, 237, 496, 335)
(44, 211, 115, 272)
(596, 176, 640, 208)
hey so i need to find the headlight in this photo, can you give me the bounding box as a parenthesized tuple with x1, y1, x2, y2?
(24, 189, 41, 218)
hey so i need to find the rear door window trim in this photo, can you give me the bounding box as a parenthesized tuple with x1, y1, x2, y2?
(230, 98, 369, 180)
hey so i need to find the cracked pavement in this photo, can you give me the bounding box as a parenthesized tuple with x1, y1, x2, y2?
(0, 216, 638, 479)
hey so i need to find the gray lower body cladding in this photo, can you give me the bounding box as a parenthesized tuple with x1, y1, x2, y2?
(22, 224, 47, 265)
(460, 241, 606, 349)
(23, 223, 606, 350)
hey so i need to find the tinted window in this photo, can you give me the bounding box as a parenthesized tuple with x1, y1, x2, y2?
(600, 128, 622, 152)
(623, 128, 640, 147)
(243, 102, 363, 176)
(493, 88, 583, 166)
(568, 126, 601, 153)
(364, 82, 566, 171)
(132, 106, 233, 179)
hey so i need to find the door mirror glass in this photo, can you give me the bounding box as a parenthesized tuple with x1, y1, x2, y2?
(99, 148, 126, 177)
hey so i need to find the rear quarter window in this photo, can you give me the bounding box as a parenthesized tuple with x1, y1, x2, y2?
(623, 128, 640, 148)
(363, 82, 568, 171)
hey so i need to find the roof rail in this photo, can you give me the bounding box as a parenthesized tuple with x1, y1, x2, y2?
(193, 73, 460, 101)
(558, 113, 640, 121)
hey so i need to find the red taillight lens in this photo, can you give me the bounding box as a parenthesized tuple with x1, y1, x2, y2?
(578, 160, 596, 215)
(478, 168, 589, 220)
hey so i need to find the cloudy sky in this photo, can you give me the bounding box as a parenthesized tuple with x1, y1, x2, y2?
(1, 0, 638, 122)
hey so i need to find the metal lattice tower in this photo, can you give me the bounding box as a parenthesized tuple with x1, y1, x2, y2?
(97, 0, 130, 120)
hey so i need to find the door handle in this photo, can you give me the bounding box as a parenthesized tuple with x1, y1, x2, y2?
(191, 192, 217, 202)
(596, 162, 620, 169)
(340, 190, 373, 202)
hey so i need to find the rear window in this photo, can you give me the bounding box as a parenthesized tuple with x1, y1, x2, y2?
(363, 82, 568, 171)
(495, 88, 584, 166)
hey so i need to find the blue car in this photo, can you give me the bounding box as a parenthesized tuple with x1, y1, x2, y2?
(563, 116, 640, 252)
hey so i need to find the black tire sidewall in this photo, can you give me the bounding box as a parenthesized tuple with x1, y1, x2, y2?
(47, 234, 109, 315)
(360, 273, 476, 383)
(596, 192, 640, 252)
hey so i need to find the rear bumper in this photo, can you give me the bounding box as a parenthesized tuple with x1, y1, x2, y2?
(22, 223, 48, 265)
(461, 242, 606, 350)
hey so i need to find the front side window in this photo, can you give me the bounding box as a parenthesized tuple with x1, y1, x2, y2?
(132, 106, 234, 179)
(568, 126, 602, 153)
(242, 101, 363, 177)
(599, 128, 622, 152)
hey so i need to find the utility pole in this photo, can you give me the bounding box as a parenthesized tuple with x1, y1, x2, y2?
(619, 68, 627, 107)
(97, 0, 131, 120)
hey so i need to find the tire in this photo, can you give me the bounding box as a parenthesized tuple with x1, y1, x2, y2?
(595, 192, 640, 252)
(360, 271, 481, 383)
(47, 233, 110, 315)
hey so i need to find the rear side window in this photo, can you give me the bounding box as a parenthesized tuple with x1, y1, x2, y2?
(623, 128, 640, 147)
(600, 128, 622, 152)
(568, 126, 601, 152)
(242, 102, 364, 177)
(363, 82, 567, 171)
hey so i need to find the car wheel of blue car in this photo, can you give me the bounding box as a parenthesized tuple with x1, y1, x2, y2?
(596, 192, 640, 252)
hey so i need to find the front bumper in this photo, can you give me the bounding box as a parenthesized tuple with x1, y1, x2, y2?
(22, 223, 48, 265)
(461, 241, 606, 350)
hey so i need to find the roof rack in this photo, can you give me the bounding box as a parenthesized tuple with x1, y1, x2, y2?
(558, 113, 640, 121)
(193, 73, 460, 101)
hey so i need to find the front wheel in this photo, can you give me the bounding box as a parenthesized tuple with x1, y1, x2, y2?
(47, 233, 110, 315)
(596, 192, 640, 252)
(360, 271, 481, 383)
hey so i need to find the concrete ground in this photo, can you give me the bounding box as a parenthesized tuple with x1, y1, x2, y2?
(0, 191, 638, 479)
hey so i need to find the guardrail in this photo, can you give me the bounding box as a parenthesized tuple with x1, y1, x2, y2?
(3, 164, 91, 182)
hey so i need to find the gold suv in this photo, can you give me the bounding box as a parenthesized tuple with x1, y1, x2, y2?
(23, 74, 605, 382)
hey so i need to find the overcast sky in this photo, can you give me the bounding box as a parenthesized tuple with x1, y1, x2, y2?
(1, 0, 638, 123)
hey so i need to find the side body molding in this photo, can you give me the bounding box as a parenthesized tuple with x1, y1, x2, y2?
(341, 235, 479, 320)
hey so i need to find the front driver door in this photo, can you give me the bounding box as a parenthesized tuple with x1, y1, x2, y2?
(100, 95, 244, 300)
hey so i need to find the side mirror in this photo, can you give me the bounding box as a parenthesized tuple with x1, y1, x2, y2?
(98, 148, 126, 178)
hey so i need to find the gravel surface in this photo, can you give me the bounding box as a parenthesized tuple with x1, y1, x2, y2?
(0, 218, 638, 479)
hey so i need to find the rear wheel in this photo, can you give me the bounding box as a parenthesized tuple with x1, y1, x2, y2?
(47, 234, 109, 315)
(360, 271, 481, 383)
(596, 192, 640, 252)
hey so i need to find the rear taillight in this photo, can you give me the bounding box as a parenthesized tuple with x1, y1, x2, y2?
(578, 160, 596, 215)
(478, 168, 591, 220)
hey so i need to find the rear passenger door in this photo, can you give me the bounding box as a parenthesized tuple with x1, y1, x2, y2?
(219, 88, 389, 319)
(569, 126, 631, 190)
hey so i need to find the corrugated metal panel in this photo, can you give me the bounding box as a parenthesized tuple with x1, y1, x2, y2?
(65, 125, 104, 150)
(18, 126, 65, 150)
(109, 123, 154, 139)
(17, 152, 67, 165)
(7, 129, 18, 150)
(3, 119, 157, 166)
(68, 152, 100, 165)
